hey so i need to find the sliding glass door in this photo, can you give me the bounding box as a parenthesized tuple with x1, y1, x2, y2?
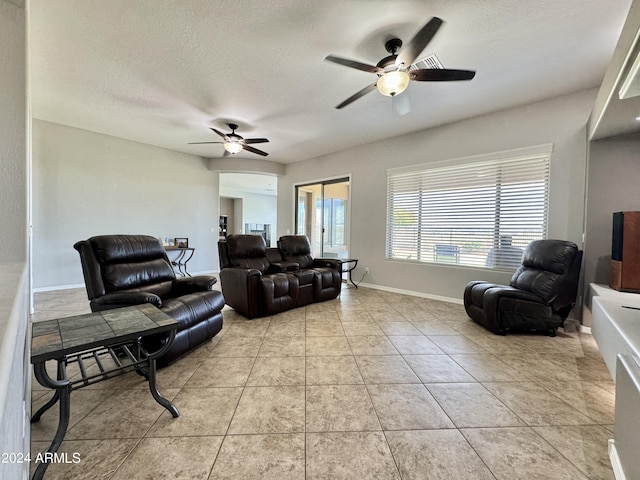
(295, 177, 350, 259)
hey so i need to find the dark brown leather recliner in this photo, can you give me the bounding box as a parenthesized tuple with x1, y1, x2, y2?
(74, 235, 224, 366)
(464, 239, 582, 336)
(218, 234, 299, 319)
(277, 235, 342, 303)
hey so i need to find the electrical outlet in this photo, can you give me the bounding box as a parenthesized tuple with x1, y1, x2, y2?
(364, 267, 370, 275)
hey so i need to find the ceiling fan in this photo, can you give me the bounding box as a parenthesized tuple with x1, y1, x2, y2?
(325, 17, 476, 111)
(189, 123, 269, 156)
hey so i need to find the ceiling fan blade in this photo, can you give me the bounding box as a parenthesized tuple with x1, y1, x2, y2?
(410, 68, 476, 81)
(242, 145, 269, 157)
(188, 141, 224, 144)
(396, 17, 443, 68)
(325, 55, 382, 74)
(335, 83, 377, 109)
(392, 93, 411, 116)
(210, 127, 229, 139)
(243, 138, 270, 144)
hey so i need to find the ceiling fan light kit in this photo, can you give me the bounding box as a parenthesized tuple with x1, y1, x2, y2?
(325, 16, 476, 109)
(223, 141, 243, 154)
(376, 70, 410, 96)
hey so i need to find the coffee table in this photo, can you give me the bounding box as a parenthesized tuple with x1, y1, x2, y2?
(30, 304, 180, 480)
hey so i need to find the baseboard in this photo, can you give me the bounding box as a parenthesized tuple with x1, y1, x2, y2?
(609, 439, 627, 480)
(355, 282, 463, 305)
(33, 283, 85, 293)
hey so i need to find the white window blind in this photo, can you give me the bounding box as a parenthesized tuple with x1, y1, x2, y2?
(386, 150, 550, 269)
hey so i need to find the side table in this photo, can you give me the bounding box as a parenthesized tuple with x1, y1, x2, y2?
(341, 258, 359, 288)
(30, 304, 180, 480)
(165, 247, 195, 276)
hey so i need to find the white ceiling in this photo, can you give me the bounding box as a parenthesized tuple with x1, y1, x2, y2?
(30, 0, 633, 165)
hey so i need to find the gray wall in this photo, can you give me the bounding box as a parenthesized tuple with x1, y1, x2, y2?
(32, 120, 221, 289)
(0, 1, 29, 479)
(583, 133, 640, 316)
(0, 0, 26, 262)
(278, 89, 595, 302)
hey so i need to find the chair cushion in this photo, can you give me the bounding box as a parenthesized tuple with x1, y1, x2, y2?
(510, 240, 579, 304)
(278, 235, 314, 268)
(88, 235, 176, 293)
(226, 234, 270, 272)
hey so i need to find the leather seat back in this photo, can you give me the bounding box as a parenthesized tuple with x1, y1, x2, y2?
(509, 239, 581, 306)
(225, 234, 271, 273)
(278, 235, 314, 268)
(75, 235, 175, 299)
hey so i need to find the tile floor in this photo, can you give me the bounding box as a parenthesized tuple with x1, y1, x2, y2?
(30, 285, 616, 479)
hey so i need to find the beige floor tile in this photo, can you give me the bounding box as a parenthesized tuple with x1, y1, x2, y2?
(185, 357, 255, 388)
(347, 336, 399, 355)
(258, 336, 306, 356)
(367, 383, 454, 430)
(412, 322, 460, 336)
(376, 321, 423, 336)
(403, 354, 476, 383)
(537, 380, 615, 424)
(146, 387, 242, 437)
(30, 287, 614, 480)
(355, 355, 421, 384)
(449, 353, 529, 381)
(110, 436, 223, 480)
(65, 388, 179, 439)
(386, 429, 495, 480)
(341, 321, 384, 336)
(305, 320, 345, 336)
(210, 433, 305, 480)
(387, 335, 443, 354)
(461, 427, 589, 479)
(30, 438, 138, 480)
(305, 355, 363, 385)
(533, 425, 615, 480)
(427, 335, 489, 354)
(306, 432, 400, 480)
(483, 382, 597, 426)
(209, 336, 263, 357)
(247, 356, 306, 386)
(228, 386, 305, 434)
(426, 383, 526, 428)
(306, 384, 381, 432)
(306, 336, 352, 356)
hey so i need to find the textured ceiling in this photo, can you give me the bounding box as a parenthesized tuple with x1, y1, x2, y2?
(30, 0, 632, 164)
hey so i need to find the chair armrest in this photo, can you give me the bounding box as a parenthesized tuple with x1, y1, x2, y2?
(268, 261, 300, 273)
(90, 291, 162, 311)
(219, 267, 263, 319)
(312, 258, 342, 269)
(172, 275, 217, 295)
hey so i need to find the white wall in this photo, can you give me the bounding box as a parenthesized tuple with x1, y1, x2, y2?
(32, 120, 221, 289)
(219, 187, 277, 246)
(279, 89, 595, 302)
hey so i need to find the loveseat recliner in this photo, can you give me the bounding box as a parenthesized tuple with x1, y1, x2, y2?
(464, 239, 582, 336)
(74, 234, 224, 366)
(218, 234, 342, 318)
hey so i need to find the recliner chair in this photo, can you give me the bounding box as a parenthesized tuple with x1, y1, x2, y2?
(464, 239, 582, 336)
(277, 235, 342, 303)
(74, 234, 224, 366)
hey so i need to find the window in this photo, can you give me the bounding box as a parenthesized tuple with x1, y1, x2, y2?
(386, 146, 551, 269)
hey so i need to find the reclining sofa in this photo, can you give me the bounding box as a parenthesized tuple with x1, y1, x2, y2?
(74, 234, 225, 366)
(218, 234, 342, 318)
